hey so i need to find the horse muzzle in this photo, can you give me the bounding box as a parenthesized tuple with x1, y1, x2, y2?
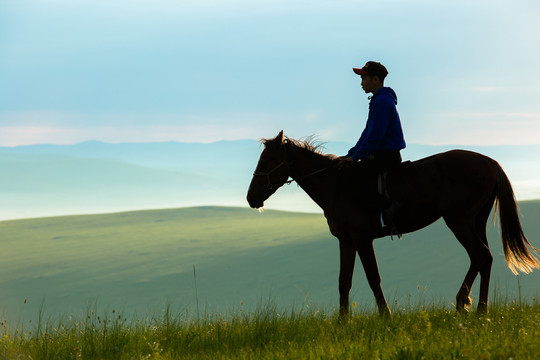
(246, 193, 264, 209)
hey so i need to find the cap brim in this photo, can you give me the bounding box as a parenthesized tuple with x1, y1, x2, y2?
(353, 67, 368, 75)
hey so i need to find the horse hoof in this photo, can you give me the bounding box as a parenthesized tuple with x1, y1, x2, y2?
(477, 303, 488, 314)
(379, 307, 392, 318)
(456, 307, 469, 314)
(456, 296, 472, 313)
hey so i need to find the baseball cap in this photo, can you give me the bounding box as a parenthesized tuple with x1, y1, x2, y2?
(353, 61, 388, 79)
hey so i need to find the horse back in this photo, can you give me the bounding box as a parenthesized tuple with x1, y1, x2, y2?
(388, 150, 498, 232)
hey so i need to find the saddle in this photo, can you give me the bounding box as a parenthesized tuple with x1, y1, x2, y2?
(379, 160, 412, 193)
(378, 160, 411, 198)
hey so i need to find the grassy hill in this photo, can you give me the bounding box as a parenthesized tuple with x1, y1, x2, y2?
(1, 204, 539, 328)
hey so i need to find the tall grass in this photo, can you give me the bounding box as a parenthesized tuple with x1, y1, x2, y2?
(1, 297, 539, 359)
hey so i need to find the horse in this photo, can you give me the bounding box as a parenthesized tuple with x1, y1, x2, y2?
(246, 131, 540, 316)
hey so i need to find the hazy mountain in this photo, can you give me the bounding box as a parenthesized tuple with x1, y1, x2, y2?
(0, 140, 538, 220)
(0, 140, 258, 173)
(0, 141, 259, 220)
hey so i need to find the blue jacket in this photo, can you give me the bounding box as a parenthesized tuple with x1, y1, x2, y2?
(346, 87, 406, 161)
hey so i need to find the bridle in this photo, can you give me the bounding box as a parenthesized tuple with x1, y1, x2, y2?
(252, 141, 337, 190)
(252, 142, 293, 190)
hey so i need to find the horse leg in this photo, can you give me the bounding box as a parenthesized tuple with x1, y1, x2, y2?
(477, 243, 493, 313)
(357, 241, 391, 317)
(444, 216, 478, 312)
(475, 203, 494, 313)
(444, 215, 493, 313)
(338, 240, 356, 316)
(455, 264, 477, 312)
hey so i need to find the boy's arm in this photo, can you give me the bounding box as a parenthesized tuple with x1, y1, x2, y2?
(347, 96, 393, 160)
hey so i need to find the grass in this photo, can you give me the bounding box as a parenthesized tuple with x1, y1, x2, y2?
(1, 299, 539, 359)
(1, 203, 539, 358)
(1, 204, 540, 335)
(0, 207, 335, 325)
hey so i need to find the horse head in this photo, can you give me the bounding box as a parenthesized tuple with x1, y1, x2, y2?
(247, 130, 291, 209)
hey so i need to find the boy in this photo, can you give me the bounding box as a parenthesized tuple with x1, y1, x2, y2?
(340, 61, 406, 228)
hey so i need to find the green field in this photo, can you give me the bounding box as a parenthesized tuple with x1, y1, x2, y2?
(1, 302, 539, 359)
(1, 203, 539, 330)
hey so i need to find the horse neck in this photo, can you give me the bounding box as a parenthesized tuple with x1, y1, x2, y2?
(288, 145, 338, 211)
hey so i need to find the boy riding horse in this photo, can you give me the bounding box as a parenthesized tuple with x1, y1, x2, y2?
(339, 61, 405, 229)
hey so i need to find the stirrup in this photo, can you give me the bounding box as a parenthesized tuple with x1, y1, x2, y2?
(389, 226, 403, 241)
(381, 212, 402, 240)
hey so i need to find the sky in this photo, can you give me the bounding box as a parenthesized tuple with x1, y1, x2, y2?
(1, 0, 540, 146)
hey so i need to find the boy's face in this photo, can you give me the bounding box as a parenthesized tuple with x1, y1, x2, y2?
(360, 74, 381, 94)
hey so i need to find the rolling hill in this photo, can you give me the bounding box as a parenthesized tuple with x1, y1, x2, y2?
(1, 204, 539, 327)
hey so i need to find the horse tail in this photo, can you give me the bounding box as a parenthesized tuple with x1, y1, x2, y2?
(494, 162, 540, 275)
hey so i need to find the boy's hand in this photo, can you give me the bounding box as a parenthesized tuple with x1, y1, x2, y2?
(338, 156, 354, 170)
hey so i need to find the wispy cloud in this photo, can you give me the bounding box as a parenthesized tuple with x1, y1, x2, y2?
(0, 110, 322, 145)
(2, 109, 539, 147)
(409, 111, 540, 146)
(2, 0, 539, 148)
(473, 87, 502, 93)
(0, 126, 83, 147)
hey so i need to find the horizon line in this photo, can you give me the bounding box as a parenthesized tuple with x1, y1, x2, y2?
(1, 139, 540, 148)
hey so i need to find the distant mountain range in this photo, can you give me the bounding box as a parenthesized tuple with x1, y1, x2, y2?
(1, 140, 539, 220)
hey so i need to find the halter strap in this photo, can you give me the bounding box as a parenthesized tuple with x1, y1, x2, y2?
(252, 143, 292, 190)
(252, 143, 337, 189)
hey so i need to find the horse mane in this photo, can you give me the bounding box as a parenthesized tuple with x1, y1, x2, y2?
(285, 136, 339, 160)
(260, 133, 339, 160)
(286, 135, 324, 153)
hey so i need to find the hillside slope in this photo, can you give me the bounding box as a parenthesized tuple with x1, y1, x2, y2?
(1, 204, 539, 326)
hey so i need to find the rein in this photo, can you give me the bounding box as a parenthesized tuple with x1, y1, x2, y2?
(252, 160, 292, 190)
(252, 142, 337, 190)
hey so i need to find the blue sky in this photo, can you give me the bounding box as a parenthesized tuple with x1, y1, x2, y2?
(1, 0, 539, 146)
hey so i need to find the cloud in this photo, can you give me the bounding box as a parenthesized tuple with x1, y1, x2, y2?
(3, 1, 539, 148)
(473, 87, 502, 93)
(0, 110, 323, 145)
(2, 109, 539, 147)
(410, 111, 540, 146)
(0, 126, 84, 147)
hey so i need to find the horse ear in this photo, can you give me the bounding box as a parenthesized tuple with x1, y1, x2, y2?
(277, 130, 284, 144)
(262, 130, 285, 148)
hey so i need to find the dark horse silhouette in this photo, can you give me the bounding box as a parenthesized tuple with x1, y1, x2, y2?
(247, 131, 540, 316)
